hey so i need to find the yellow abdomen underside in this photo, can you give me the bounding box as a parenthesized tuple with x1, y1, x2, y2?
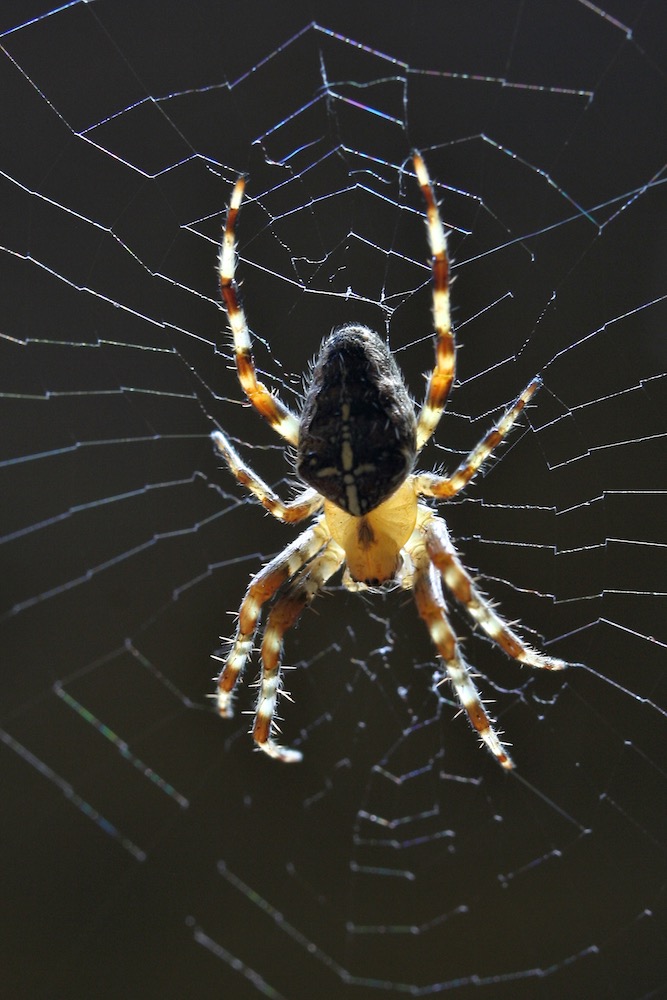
(323, 479, 418, 585)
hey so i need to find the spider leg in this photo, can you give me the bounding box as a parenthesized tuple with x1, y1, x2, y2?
(425, 514, 567, 671)
(253, 540, 345, 762)
(411, 539, 514, 769)
(414, 377, 541, 499)
(219, 176, 300, 446)
(213, 520, 330, 717)
(413, 152, 456, 452)
(212, 429, 323, 523)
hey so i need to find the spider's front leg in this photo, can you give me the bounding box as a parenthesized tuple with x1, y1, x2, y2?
(219, 175, 300, 445)
(413, 151, 456, 451)
(212, 429, 323, 522)
(415, 376, 542, 499)
(253, 541, 345, 762)
(411, 542, 514, 770)
(213, 521, 330, 717)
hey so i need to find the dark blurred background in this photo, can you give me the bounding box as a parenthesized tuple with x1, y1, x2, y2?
(1, 2, 666, 997)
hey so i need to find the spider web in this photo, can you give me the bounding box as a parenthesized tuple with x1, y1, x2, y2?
(1, 2, 666, 997)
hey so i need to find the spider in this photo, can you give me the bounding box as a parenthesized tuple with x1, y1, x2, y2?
(211, 151, 567, 769)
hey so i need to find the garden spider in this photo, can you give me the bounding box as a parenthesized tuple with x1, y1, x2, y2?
(211, 152, 567, 769)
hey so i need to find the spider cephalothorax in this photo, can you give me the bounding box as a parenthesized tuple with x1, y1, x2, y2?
(297, 323, 417, 518)
(211, 152, 568, 768)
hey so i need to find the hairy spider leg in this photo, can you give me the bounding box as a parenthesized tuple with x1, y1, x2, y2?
(214, 521, 330, 717)
(414, 377, 542, 499)
(411, 540, 514, 769)
(254, 541, 345, 762)
(413, 151, 456, 452)
(219, 176, 300, 446)
(425, 516, 567, 671)
(212, 429, 323, 522)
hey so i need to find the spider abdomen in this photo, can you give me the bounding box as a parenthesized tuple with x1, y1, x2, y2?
(296, 324, 417, 516)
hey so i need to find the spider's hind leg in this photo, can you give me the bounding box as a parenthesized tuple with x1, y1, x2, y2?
(213, 520, 330, 718)
(253, 541, 345, 762)
(425, 515, 567, 672)
(412, 550, 514, 770)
